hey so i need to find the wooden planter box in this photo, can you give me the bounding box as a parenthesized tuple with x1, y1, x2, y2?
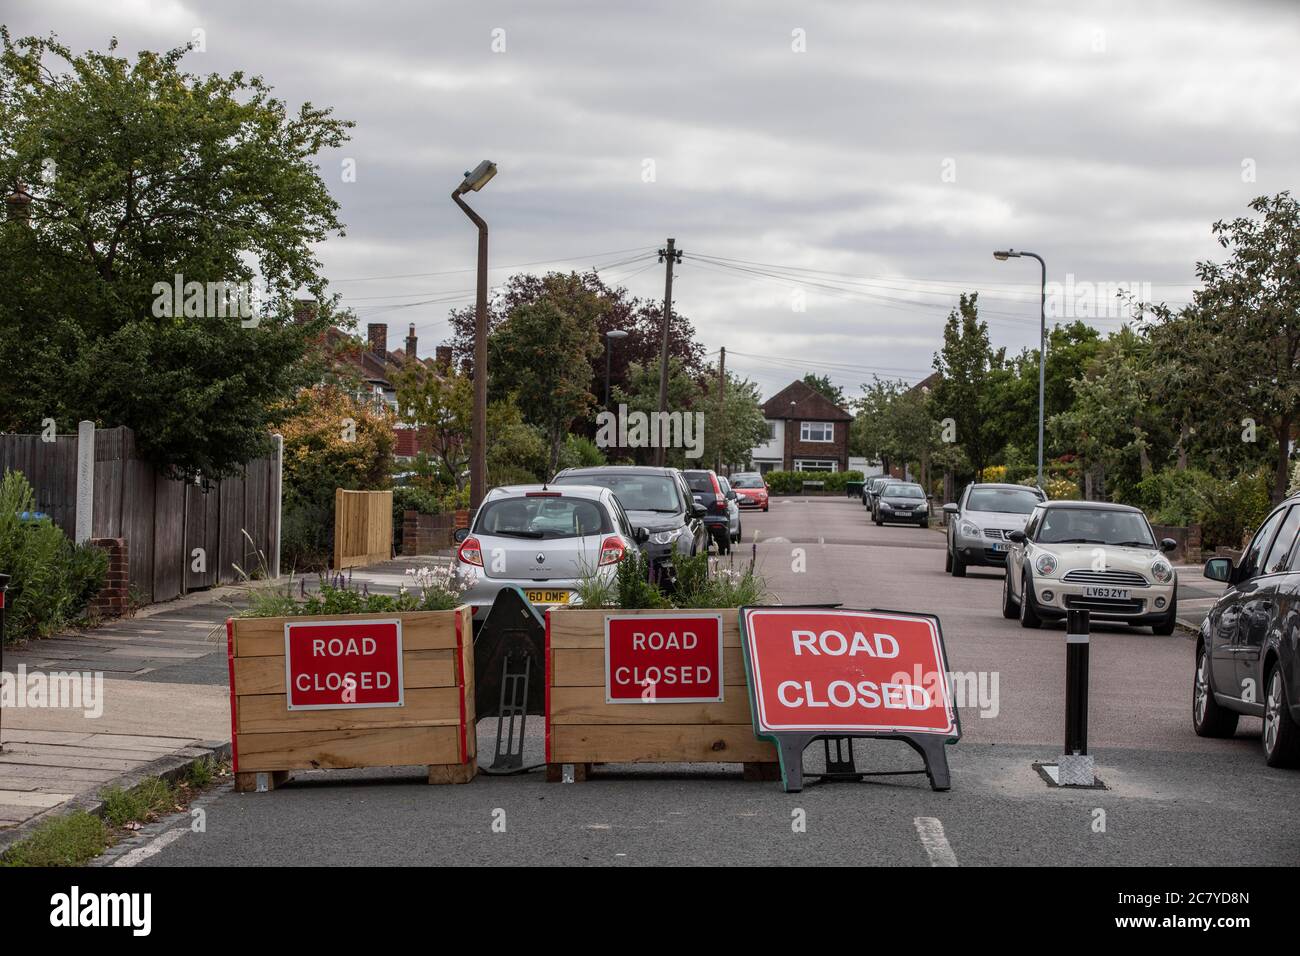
(544, 607, 777, 780)
(226, 607, 476, 791)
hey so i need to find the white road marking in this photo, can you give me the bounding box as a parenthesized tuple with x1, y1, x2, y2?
(112, 825, 187, 867)
(913, 816, 958, 867)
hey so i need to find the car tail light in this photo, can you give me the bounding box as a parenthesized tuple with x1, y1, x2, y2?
(711, 498, 728, 515)
(598, 536, 626, 566)
(526, 491, 561, 497)
(457, 535, 484, 567)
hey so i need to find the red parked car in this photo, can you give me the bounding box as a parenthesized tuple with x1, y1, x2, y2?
(729, 472, 769, 512)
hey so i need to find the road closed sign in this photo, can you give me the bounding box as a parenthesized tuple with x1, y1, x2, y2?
(605, 613, 723, 703)
(741, 607, 957, 738)
(284, 618, 404, 710)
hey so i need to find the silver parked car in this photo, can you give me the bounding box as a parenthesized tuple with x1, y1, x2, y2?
(453, 484, 644, 619)
(942, 482, 1047, 576)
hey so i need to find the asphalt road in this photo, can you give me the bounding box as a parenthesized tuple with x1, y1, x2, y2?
(108, 497, 1300, 867)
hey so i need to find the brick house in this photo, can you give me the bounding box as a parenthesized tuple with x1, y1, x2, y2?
(750, 380, 853, 473)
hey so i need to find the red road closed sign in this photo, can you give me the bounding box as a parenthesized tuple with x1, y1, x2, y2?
(284, 618, 404, 710)
(605, 613, 723, 703)
(741, 608, 957, 737)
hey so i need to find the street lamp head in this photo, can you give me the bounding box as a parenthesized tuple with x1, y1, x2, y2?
(457, 160, 498, 194)
(993, 249, 1019, 261)
(606, 329, 629, 340)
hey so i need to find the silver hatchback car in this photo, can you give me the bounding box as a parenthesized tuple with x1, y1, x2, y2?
(454, 484, 643, 619)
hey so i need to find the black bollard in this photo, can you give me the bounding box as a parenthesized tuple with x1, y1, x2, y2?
(1063, 608, 1090, 773)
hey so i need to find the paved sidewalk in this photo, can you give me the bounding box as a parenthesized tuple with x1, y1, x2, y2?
(0, 588, 239, 841)
(0, 558, 450, 843)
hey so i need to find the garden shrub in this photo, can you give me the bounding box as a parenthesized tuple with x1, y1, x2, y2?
(764, 470, 863, 494)
(0, 470, 108, 643)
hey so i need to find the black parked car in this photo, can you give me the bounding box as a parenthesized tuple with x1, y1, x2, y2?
(550, 466, 707, 575)
(872, 481, 930, 527)
(1195, 492, 1300, 766)
(681, 469, 739, 554)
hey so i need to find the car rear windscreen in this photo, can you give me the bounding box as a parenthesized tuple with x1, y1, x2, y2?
(476, 496, 612, 538)
(682, 472, 716, 494)
(967, 488, 1041, 514)
(552, 474, 681, 513)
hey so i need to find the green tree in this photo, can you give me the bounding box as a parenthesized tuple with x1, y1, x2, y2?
(699, 370, 770, 470)
(394, 364, 473, 492)
(0, 32, 349, 479)
(930, 293, 1007, 477)
(609, 358, 701, 466)
(1145, 192, 1300, 503)
(490, 298, 602, 472)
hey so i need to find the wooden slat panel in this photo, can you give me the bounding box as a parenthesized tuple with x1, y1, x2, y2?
(231, 610, 463, 658)
(236, 726, 462, 771)
(551, 646, 747, 687)
(236, 687, 462, 734)
(547, 608, 741, 649)
(549, 724, 774, 763)
(151, 476, 186, 603)
(233, 649, 457, 696)
(334, 488, 393, 569)
(548, 686, 753, 725)
(458, 605, 475, 761)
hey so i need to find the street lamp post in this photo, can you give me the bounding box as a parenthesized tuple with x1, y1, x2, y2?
(604, 329, 628, 410)
(452, 160, 497, 512)
(994, 249, 1047, 491)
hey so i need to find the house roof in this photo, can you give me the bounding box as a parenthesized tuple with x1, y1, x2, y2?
(761, 380, 852, 421)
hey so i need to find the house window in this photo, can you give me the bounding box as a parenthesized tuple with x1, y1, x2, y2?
(794, 459, 838, 472)
(800, 421, 835, 442)
(767, 420, 779, 440)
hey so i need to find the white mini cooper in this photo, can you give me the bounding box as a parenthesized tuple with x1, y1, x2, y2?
(1002, 501, 1179, 634)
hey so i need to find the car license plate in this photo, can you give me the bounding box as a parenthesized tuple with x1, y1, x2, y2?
(525, 589, 571, 605)
(991, 542, 1009, 552)
(1083, 586, 1129, 600)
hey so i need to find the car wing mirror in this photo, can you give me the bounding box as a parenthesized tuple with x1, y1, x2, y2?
(692, 504, 708, 518)
(453, 527, 470, 544)
(1160, 537, 1178, 553)
(1203, 557, 1232, 583)
(943, 503, 959, 515)
(634, 527, 649, 544)
(1007, 530, 1027, 544)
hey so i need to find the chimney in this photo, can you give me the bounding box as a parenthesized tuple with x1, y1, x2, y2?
(436, 346, 453, 371)
(405, 323, 418, 360)
(367, 323, 388, 357)
(5, 183, 31, 224)
(460, 357, 474, 379)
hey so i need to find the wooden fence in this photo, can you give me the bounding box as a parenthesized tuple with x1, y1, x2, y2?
(334, 489, 394, 569)
(0, 425, 281, 604)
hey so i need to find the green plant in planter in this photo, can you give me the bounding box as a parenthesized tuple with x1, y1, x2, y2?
(671, 546, 770, 607)
(614, 550, 671, 609)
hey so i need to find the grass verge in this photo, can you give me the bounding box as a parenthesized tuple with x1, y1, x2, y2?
(0, 756, 230, 867)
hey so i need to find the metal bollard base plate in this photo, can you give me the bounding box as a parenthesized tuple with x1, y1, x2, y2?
(1056, 753, 1095, 787)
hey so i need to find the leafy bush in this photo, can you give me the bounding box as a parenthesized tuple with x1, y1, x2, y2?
(1133, 467, 1272, 551)
(612, 550, 671, 609)
(1018, 475, 1080, 501)
(764, 470, 863, 494)
(556, 434, 606, 472)
(0, 470, 108, 643)
(569, 546, 770, 609)
(671, 547, 770, 607)
(238, 565, 466, 618)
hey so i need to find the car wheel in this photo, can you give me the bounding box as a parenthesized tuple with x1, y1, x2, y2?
(1263, 659, 1300, 767)
(762, 505, 768, 512)
(1152, 593, 1177, 636)
(1001, 569, 1018, 619)
(944, 544, 953, 573)
(1192, 642, 1239, 738)
(1018, 570, 1042, 629)
(920, 520, 929, 529)
(732, 523, 741, 544)
(952, 547, 967, 578)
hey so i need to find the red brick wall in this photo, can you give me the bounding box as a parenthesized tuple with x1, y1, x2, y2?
(401, 509, 472, 555)
(784, 420, 849, 470)
(88, 538, 129, 618)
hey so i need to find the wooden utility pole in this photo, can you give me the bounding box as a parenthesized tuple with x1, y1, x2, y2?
(655, 238, 682, 466)
(715, 346, 726, 473)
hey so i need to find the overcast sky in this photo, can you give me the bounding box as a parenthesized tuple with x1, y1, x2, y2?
(7, 0, 1299, 398)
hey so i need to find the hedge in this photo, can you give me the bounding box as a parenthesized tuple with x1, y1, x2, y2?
(764, 470, 864, 494)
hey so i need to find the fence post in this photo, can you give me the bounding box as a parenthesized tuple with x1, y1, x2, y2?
(75, 420, 95, 544)
(270, 433, 283, 579)
(0, 573, 9, 753)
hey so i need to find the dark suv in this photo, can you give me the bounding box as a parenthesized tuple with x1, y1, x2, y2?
(1195, 492, 1300, 766)
(681, 469, 736, 554)
(550, 466, 707, 574)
